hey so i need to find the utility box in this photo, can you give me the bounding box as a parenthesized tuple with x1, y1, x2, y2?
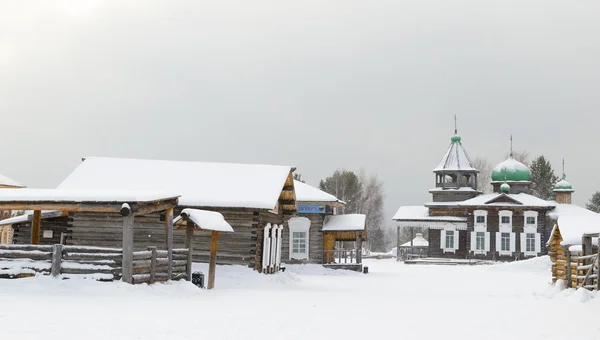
(192, 271, 205, 288)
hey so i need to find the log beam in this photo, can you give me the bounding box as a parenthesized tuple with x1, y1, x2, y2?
(165, 207, 174, 280)
(31, 210, 42, 244)
(122, 207, 134, 284)
(185, 221, 194, 282)
(208, 231, 219, 290)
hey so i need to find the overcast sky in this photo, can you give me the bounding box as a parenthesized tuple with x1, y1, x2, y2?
(1, 0, 599, 225)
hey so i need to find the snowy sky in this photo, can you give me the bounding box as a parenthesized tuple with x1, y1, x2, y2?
(1, 0, 599, 227)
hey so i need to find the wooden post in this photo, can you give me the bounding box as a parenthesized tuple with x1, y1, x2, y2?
(122, 208, 134, 284)
(356, 232, 363, 264)
(208, 231, 219, 290)
(582, 235, 592, 287)
(31, 210, 42, 245)
(165, 207, 174, 280)
(566, 248, 572, 288)
(185, 220, 194, 282)
(148, 246, 157, 284)
(396, 226, 400, 261)
(51, 244, 63, 277)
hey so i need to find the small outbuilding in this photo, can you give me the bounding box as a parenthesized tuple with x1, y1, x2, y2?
(395, 233, 429, 260)
(548, 215, 600, 287)
(322, 214, 367, 272)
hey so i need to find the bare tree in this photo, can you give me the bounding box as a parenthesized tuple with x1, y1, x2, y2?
(472, 157, 493, 193)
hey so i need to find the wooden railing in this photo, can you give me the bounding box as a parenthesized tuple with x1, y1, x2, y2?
(0, 244, 190, 284)
(323, 249, 361, 264)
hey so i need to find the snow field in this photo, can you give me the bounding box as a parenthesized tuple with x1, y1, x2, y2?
(0, 257, 598, 340)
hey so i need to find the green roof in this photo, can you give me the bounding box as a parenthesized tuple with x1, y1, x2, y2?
(491, 157, 531, 182)
(500, 182, 510, 194)
(554, 175, 573, 191)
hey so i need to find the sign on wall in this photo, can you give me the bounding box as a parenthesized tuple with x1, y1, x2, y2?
(297, 204, 327, 214)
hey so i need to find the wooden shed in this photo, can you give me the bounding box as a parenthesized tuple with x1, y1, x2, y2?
(322, 214, 366, 272)
(0, 188, 182, 284)
(283, 180, 344, 264)
(547, 215, 600, 287)
(28, 157, 297, 274)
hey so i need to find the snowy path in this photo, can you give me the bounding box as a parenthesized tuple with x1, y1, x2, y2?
(0, 257, 598, 340)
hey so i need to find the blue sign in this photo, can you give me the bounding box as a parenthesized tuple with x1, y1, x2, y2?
(297, 204, 327, 214)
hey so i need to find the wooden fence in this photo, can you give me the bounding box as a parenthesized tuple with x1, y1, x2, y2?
(0, 244, 190, 284)
(323, 249, 361, 264)
(131, 247, 190, 284)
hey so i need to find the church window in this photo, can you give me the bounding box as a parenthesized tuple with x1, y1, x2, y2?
(526, 233, 535, 252)
(501, 233, 510, 252)
(476, 232, 485, 251)
(445, 231, 455, 249)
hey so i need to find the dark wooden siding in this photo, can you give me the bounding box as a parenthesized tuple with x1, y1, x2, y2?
(427, 228, 468, 259)
(12, 216, 71, 245)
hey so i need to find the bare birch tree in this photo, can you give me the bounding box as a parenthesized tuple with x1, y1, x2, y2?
(472, 157, 493, 193)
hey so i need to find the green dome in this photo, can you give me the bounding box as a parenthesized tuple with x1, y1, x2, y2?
(451, 135, 461, 143)
(500, 182, 510, 194)
(554, 175, 573, 191)
(491, 158, 532, 182)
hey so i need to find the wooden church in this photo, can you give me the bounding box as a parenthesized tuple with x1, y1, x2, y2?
(393, 126, 593, 262)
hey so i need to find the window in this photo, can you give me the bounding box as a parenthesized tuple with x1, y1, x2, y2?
(501, 216, 510, 224)
(292, 232, 307, 254)
(476, 232, 485, 251)
(526, 216, 536, 225)
(526, 233, 535, 252)
(445, 230, 455, 249)
(476, 216, 485, 224)
(288, 217, 311, 260)
(501, 233, 510, 251)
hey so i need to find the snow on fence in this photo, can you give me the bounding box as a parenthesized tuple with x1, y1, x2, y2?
(0, 244, 190, 284)
(261, 224, 282, 274)
(323, 249, 360, 264)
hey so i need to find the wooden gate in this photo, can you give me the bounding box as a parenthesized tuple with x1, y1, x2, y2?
(262, 224, 282, 274)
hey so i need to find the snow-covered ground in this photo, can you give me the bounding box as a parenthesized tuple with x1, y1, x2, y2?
(0, 257, 598, 340)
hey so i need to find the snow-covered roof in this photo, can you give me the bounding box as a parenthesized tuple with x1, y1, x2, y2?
(0, 173, 24, 188)
(548, 204, 597, 220)
(0, 210, 62, 226)
(294, 180, 343, 203)
(392, 205, 466, 222)
(57, 157, 293, 210)
(433, 136, 478, 172)
(0, 189, 178, 204)
(322, 214, 366, 231)
(458, 193, 555, 208)
(557, 215, 600, 245)
(180, 209, 234, 232)
(400, 233, 429, 247)
(429, 187, 478, 193)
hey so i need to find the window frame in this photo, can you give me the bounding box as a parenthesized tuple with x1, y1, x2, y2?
(445, 230, 455, 249)
(501, 232, 511, 252)
(288, 217, 311, 260)
(475, 232, 485, 251)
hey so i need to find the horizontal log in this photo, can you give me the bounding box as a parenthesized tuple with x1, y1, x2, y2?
(133, 260, 151, 268)
(0, 251, 52, 261)
(133, 251, 152, 260)
(0, 244, 54, 252)
(63, 246, 122, 253)
(132, 274, 151, 284)
(63, 253, 122, 261)
(156, 259, 187, 267)
(61, 267, 122, 275)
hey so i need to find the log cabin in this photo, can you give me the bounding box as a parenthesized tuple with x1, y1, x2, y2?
(393, 130, 595, 262)
(6, 157, 297, 273)
(547, 215, 600, 286)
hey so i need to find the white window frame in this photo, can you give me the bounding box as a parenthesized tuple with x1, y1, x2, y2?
(524, 211, 538, 227)
(496, 212, 515, 256)
(470, 224, 490, 255)
(474, 210, 488, 226)
(521, 225, 541, 257)
(440, 226, 460, 253)
(288, 217, 311, 260)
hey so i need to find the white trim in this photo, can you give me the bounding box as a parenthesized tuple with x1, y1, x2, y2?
(521, 225, 541, 257)
(524, 210, 538, 227)
(441, 225, 459, 253)
(474, 210, 488, 227)
(471, 222, 489, 255)
(499, 210, 513, 227)
(288, 217, 310, 260)
(398, 221, 468, 230)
